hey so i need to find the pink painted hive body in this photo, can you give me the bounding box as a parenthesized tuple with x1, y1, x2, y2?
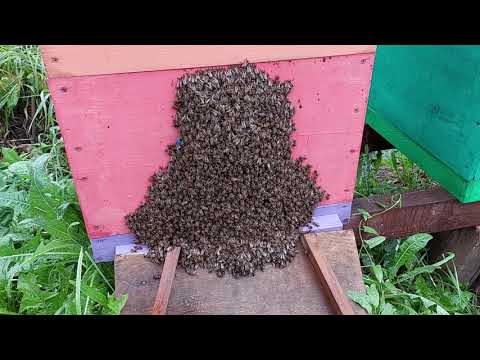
(41, 46, 376, 261)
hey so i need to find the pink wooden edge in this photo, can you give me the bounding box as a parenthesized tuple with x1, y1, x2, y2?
(40, 45, 376, 78)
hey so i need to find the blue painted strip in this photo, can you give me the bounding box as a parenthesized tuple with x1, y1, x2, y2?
(92, 233, 136, 263)
(312, 202, 352, 225)
(300, 214, 343, 233)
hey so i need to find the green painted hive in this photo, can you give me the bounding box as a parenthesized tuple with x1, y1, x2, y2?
(367, 45, 480, 203)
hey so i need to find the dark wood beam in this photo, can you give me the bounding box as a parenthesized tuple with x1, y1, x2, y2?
(346, 187, 480, 245)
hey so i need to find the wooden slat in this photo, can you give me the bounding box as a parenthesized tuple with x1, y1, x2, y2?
(302, 231, 357, 315)
(40, 45, 377, 78)
(152, 247, 181, 315)
(347, 188, 480, 244)
(115, 232, 366, 315)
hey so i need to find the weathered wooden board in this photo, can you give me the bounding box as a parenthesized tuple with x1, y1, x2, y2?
(429, 226, 480, 287)
(48, 54, 374, 242)
(115, 230, 365, 315)
(41, 45, 376, 78)
(347, 188, 480, 243)
(303, 233, 356, 314)
(152, 247, 181, 315)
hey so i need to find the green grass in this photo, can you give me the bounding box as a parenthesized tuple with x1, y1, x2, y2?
(348, 209, 480, 315)
(353, 152, 479, 315)
(0, 132, 127, 314)
(0, 45, 54, 144)
(355, 146, 436, 198)
(0, 46, 126, 315)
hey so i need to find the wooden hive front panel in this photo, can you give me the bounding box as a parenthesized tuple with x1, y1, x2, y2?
(41, 45, 376, 261)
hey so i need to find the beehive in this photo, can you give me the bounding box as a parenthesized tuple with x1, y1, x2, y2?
(40, 45, 376, 262)
(368, 45, 480, 203)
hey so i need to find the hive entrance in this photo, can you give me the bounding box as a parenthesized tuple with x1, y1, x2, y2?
(126, 63, 324, 278)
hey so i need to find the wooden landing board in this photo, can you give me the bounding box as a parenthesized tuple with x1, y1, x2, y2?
(115, 230, 365, 315)
(303, 233, 356, 314)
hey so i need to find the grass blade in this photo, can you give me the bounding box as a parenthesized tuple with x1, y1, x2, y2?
(75, 247, 84, 315)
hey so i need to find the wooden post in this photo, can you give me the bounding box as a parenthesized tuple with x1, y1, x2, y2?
(428, 226, 480, 287)
(152, 247, 181, 315)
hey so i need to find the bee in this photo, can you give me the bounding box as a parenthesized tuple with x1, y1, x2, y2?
(125, 61, 324, 278)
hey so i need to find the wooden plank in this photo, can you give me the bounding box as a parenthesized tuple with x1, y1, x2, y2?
(367, 107, 480, 204)
(152, 247, 181, 315)
(302, 231, 357, 314)
(347, 188, 480, 243)
(115, 233, 366, 315)
(473, 274, 480, 295)
(40, 45, 376, 78)
(428, 226, 480, 287)
(48, 55, 373, 241)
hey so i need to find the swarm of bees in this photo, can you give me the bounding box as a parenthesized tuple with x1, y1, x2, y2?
(125, 62, 324, 278)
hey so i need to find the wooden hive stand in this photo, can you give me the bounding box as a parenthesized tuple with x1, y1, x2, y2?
(115, 229, 364, 315)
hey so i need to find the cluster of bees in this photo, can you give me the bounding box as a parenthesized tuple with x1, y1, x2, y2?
(126, 63, 324, 278)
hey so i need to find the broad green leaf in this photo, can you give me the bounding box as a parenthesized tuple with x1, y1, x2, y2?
(105, 293, 128, 315)
(8, 160, 32, 177)
(0, 171, 6, 189)
(78, 282, 108, 307)
(357, 208, 371, 221)
(6, 83, 20, 108)
(383, 280, 401, 295)
(28, 155, 88, 248)
(392, 233, 433, 276)
(17, 273, 48, 314)
(347, 290, 372, 314)
(436, 305, 449, 315)
(365, 236, 387, 249)
(24, 239, 74, 265)
(0, 190, 28, 215)
(380, 303, 396, 315)
(362, 226, 378, 235)
(397, 253, 455, 283)
(1, 148, 21, 165)
(0, 207, 13, 227)
(367, 284, 380, 308)
(403, 292, 449, 314)
(371, 264, 384, 283)
(0, 231, 34, 246)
